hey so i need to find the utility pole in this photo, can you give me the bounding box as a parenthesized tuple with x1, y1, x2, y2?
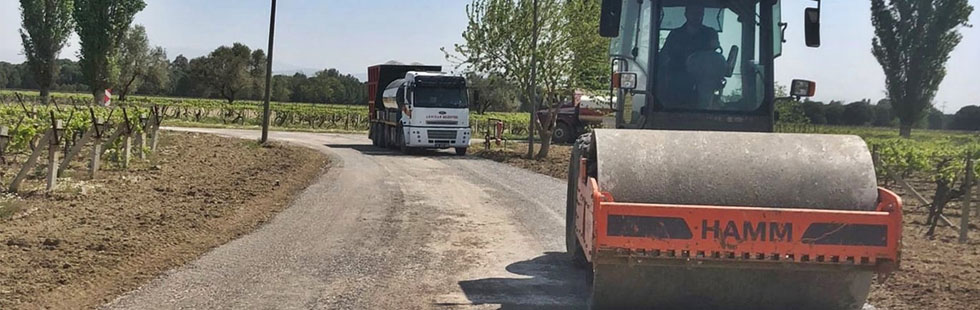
(261, 0, 278, 144)
(526, 0, 539, 159)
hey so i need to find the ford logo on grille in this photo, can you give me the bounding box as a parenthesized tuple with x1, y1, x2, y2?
(438, 111, 447, 115)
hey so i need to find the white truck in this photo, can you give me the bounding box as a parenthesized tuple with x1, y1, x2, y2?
(367, 64, 471, 155)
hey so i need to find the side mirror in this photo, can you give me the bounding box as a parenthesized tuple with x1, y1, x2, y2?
(725, 45, 739, 78)
(790, 79, 816, 98)
(613, 72, 637, 90)
(599, 0, 622, 38)
(804, 7, 821, 47)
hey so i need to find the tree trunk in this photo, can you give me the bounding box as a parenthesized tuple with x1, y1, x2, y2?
(119, 75, 138, 102)
(535, 104, 560, 159)
(92, 88, 102, 106)
(40, 88, 50, 105)
(526, 0, 540, 159)
(527, 95, 536, 159)
(899, 120, 913, 138)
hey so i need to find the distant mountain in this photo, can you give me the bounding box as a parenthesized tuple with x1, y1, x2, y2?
(272, 62, 319, 76)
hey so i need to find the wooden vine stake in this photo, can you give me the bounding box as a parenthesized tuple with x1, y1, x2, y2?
(59, 109, 100, 176)
(960, 158, 975, 243)
(9, 130, 52, 192)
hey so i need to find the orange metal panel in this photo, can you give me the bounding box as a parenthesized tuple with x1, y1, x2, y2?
(578, 167, 903, 274)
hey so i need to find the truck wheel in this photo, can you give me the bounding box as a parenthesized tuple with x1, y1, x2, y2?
(370, 124, 379, 146)
(398, 131, 411, 154)
(455, 147, 468, 156)
(567, 133, 590, 269)
(553, 122, 572, 144)
(380, 126, 386, 148)
(386, 126, 395, 149)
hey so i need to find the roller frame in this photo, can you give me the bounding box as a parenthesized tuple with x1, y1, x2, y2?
(574, 158, 903, 275)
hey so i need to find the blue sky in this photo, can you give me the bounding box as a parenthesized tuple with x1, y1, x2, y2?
(1, 0, 978, 112)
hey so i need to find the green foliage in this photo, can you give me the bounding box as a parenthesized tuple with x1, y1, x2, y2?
(950, 105, 980, 131)
(466, 73, 519, 114)
(116, 24, 159, 101)
(800, 100, 827, 124)
(138, 46, 171, 95)
(19, 0, 75, 105)
(74, 0, 146, 103)
(842, 100, 874, 126)
(871, 138, 980, 185)
(189, 43, 256, 104)
(447, 0, 573, 112)
(777, 123, 980, 185)
(0, 97, 149, 155)
(870, 0, 974, 137)
(774, 99, 808, 124)
(562, 0, 610, 91)
(872, 99, 896, 127)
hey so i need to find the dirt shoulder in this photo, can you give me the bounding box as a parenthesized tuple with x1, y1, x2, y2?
(476, 141, 980, 310)
(0, 131, 329, 309)
(474, 142, 572, 180)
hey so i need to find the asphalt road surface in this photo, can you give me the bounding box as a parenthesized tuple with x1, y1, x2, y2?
(103, 128, 588, 310)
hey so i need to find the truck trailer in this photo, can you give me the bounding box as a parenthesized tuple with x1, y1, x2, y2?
(367, 64, 471, 155)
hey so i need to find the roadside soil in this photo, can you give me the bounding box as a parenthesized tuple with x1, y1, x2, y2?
(0, 131, 328, 309)
(868, 177, 980, 310)
(474, 142, 572, 180)
(477, 141, 980, 310)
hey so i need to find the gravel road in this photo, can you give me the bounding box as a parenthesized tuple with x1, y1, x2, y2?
(103, 128, 588, 310)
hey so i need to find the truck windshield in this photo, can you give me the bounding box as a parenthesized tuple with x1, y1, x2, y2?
(413, 87, 468, 108)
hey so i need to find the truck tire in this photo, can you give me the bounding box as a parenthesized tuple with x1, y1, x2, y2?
(386, 126, 395, 149)
(397, 129, 412, 154)
(455, 147, 467, 156)
(567, 133, 590, 268)
(553, 122, 573, 144)
(370, 124, 379, 146)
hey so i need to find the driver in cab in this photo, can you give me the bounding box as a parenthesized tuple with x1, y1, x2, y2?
(659, 4, 726, 108)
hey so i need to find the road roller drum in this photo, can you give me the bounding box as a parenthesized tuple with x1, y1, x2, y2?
(568, 130, 902, 310)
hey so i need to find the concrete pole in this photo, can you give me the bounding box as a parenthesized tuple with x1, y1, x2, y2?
(90, 143, 101, 179)
(960, 159, 974, 243)
(136, 131, 146, 160)
(122, 134, 132, 169)
(46, 137, 59, 191)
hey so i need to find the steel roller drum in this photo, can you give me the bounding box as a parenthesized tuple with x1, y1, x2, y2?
(589, 264, 874, 310)
(587, 129, 880, 309)
(592, 129, 879, 211)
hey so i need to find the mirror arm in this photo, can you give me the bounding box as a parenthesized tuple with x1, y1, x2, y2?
(779, 22, 788, 43)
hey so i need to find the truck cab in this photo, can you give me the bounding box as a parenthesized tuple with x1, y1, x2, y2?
(368, 64, 471, 155)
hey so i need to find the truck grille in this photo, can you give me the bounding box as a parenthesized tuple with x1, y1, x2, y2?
(427, 130, 457, 140)
(426, 120, 459, 125)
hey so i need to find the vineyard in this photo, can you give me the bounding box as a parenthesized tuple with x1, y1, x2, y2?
(777, 124, 980, 188)
(4, 90, 977, 194)
(0, 90, 532, 138)
(0, 92, 161, 195)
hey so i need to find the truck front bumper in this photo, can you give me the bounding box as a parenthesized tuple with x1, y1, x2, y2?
(404, 127, 471, 148)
